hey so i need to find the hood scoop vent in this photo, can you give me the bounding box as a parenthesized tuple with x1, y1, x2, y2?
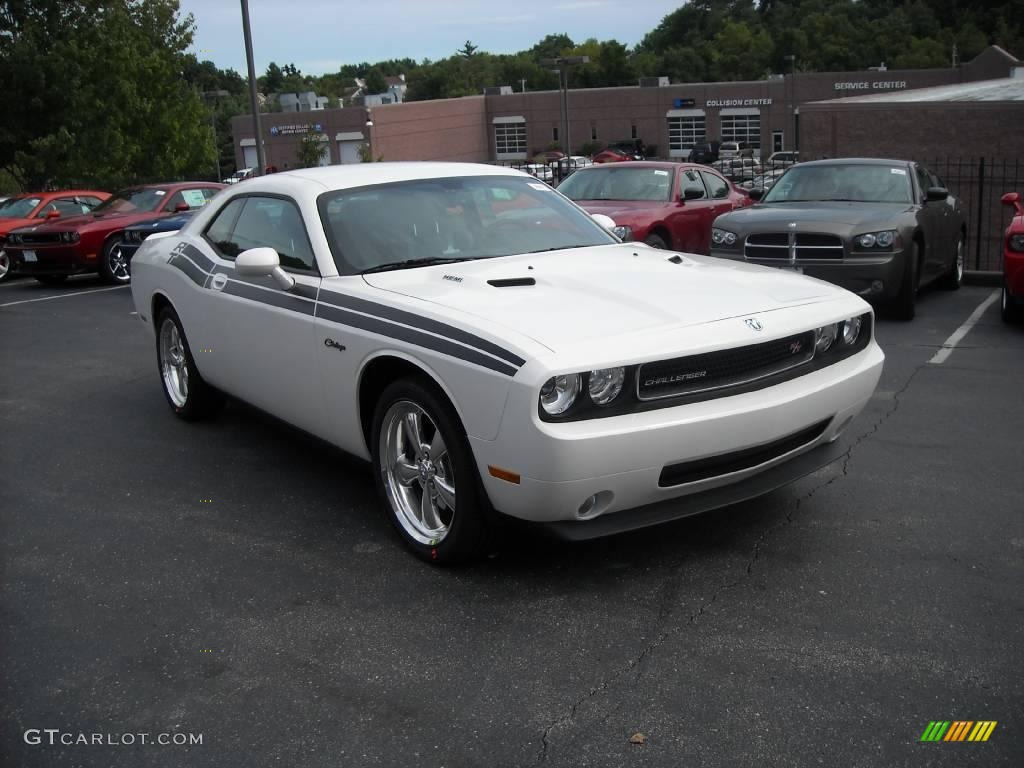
(487, 277, 536, 288)
(666, 255, 683, 264)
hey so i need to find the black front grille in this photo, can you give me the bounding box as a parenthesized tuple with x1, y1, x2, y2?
(658, 418, 832, 487)
(637, 331, 816, 401)
(744, 232, 844, 261)
(18, 233, 62, 245)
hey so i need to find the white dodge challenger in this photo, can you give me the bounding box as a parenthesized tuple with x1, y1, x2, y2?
(130, 163, 883, 563)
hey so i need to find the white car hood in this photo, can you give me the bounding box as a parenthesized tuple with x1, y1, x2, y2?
(362, 244, 846, 354)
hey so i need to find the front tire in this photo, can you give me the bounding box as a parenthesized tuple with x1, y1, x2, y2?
(644, 233, 669, 250)
(937, 234, 964, 290)
(1002, 284, 1022, 324)
(371, 378, 490, 564)
(99, 237, 131, 284)
(155, 307, 223, 420)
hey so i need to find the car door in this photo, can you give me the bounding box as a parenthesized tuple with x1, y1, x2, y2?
(197, 194, 324, 436)
(913, 164, 946, 280)
(668, 168, 717, 254)
(700, 169, 740, 218)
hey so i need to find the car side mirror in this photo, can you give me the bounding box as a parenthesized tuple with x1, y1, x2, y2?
(45, 210, 61, 219)
(1002, 192, 1024, 215)
(236, 247, 295, 290)
(590, 213, 616, 231)
(748, 188, 765, 201)
(174, 203, 190, 212)
(926, 187, 948, 203)
(681, 187, 704, 201)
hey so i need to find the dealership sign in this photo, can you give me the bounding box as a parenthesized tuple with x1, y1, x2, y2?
(269, 123, 324, 136)
(705, 98, 773, 107)
(834, 80, 908, 91)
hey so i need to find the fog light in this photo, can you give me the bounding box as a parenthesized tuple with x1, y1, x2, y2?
(576, 490, 614, 519)
(871, 280, 884, 293)
(815, 323, 838, 353)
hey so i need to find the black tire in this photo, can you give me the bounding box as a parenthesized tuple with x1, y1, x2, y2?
(0, 249, 11, 282)
(1002, 284, 1022, 324)
(154, 306, 224, 421)
(891, 242, 920, 321)
(35, 274, 68, 285)
(644, 233, 669, 249)
(99, 236, 131, 284)
(937, 233, 964, 290)
(371, 377, 491, 564)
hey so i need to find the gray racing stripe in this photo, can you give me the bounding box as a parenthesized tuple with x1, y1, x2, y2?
(317, 304, 519, 376)
(169, 253, 208, 287)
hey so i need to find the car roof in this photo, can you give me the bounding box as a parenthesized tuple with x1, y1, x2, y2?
(576, 161, 684, 171)
(236, 162, 527, 195)
(9, 189, 109, 199)
(797, 158, 914, 168)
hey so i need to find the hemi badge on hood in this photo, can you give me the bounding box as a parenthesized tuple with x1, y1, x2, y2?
(744, 318, 764, 331)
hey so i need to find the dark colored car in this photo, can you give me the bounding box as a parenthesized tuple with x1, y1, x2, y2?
(1001, 191, 1024, 323)
(557, 161, 751, 253)
(690, 141, 721, 164)
(113, 210, 196, 268)
(5, 182, 224, 285)
(0, 190, 110, 282)
(709, 158, 966, 320)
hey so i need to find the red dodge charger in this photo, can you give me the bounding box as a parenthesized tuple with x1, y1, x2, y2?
(5, 182, 224, 285)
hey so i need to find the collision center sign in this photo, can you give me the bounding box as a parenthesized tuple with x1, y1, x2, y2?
(705, 98, 773, 107)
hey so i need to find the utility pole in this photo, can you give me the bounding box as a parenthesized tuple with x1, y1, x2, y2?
(784, 54, 796, 152)
(240, 0, 266, 176)
(203, 89, 229, 181)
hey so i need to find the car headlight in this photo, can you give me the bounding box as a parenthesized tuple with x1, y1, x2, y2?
(1010, 234, 1024, 252)
(841, 316, 862, 345)
(815, 323, 838, 353)
(540, 374, 581, 415)
(588, 367, 625, 405)
(10, 234, 20, 244)
(855, 230, 898, 250)
(711, 228, 738, 246)
(612, 225, 632, 241)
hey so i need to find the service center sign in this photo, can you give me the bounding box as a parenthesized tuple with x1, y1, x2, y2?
(269, 123, 324, 136)
(834, 80, 908, 91)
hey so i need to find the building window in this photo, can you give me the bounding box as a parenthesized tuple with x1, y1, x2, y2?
(667, 113, 706, 157)
(720, 112, 761, 150)
(552, 126, 559, 143)
(494, 119, 527, 159)
(591, 125, 598, 141)
(631, 124, 638, 139)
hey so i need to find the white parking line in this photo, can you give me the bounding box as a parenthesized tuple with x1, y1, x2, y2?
(0, 285, 129, 308)
(929, 289, 1000, 365)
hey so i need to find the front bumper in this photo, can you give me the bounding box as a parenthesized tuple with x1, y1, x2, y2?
(6, 244, 95, 275)
(471, 341, 883, 535)
(1005, 251, 1024, 298)
(711, 249, 907, 301)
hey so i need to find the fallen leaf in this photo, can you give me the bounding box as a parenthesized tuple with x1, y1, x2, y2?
(629, 733, 646, 745)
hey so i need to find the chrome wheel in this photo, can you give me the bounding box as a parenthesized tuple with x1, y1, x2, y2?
(0, 250, 9, 280)
(379, 400, 456, 545)
(159, 318, 189, 408)
(955, 238, 964, 283)
(107, 242, 130, 282)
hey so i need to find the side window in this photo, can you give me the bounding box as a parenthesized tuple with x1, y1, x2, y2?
(226, 197, 317, 272)
(679, 169, 707, 199)
(700, 171, 730, 199)
(204, 198, 247, 258)
(200, 187, 221, 203)
(914, 166, 931, 202)
(81, 196, 103, 208)
(166, 188, 210, 212)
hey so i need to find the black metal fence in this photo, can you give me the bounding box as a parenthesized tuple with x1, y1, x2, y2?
(493, 155, 1022, 271)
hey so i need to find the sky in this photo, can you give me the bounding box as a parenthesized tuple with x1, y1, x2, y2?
(178, 0, 686, 76)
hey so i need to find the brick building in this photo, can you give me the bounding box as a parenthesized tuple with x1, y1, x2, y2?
(232, 46, 1020, 171)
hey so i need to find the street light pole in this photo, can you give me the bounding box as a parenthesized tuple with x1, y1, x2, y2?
(240, 0, 266, 176)
(202, 89, 229, 182)
(541, 56, 589, 155)
(784, 54, 796, 153)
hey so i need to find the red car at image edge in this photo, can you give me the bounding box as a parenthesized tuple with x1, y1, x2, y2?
(5, 182, 224, 285)
(1002, 191, 1024, 323)
(0, 189, 111, 282)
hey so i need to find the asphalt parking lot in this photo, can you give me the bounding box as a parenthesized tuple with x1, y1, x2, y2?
(1, 275, 1022, 767)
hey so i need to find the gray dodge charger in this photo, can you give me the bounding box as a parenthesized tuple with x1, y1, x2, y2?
(709, 158, 965, 320)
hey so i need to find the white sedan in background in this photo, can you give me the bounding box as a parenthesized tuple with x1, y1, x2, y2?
(130, 163, 883, 563)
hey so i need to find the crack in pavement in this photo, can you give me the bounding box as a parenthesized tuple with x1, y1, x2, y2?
(533, 362, 928, 765)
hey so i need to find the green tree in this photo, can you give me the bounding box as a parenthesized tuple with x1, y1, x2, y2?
(262, 62, 284, 92)
(296, 128, 326, 168)
(363, 67, 388, 94)
(0, 0, 215, 189)
(458, 40, 479, 58)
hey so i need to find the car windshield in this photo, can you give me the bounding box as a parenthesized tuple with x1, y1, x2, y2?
(0, 197, 43, 218)
(558, 167, 673, 202)
(763, 164, 913, 204)
(92, 188, 167, 213)
(318, 175, 617, 274)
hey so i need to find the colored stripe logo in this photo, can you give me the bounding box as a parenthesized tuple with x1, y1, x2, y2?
(920, 721, 997, 742)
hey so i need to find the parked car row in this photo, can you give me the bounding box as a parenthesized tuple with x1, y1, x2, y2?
(0, 181, 224, 284)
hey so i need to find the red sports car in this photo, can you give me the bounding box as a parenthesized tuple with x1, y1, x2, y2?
(0, 189, 110, 282)
(1002, 191, 1024, 323)
(5, 182, 224, 285)
(556, 161, 751, 254)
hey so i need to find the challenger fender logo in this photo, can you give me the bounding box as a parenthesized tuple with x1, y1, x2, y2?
(645, 371, 707, 387)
